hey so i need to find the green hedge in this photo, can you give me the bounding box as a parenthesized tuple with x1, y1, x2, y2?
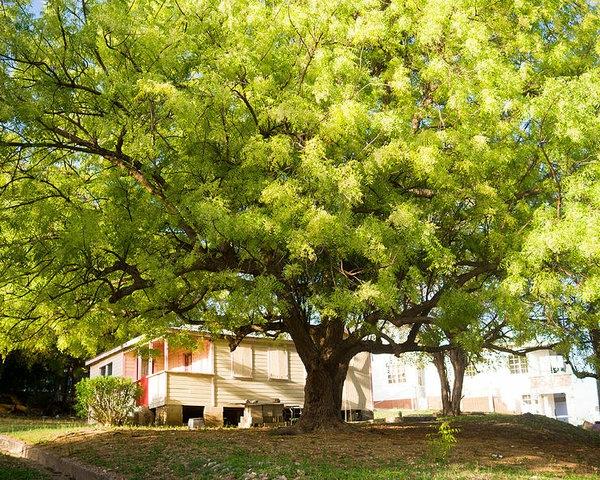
(75, 376, 141, 426)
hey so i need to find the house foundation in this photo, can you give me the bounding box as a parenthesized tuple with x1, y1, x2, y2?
(155, 404, 183, 426)
(203, 406, 225, 427)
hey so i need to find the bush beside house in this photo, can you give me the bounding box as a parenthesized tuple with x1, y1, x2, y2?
(75, 377, 141, 426)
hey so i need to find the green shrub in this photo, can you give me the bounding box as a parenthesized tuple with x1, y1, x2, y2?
(427, 421, 460, 464)
(75, 376, 141, 426)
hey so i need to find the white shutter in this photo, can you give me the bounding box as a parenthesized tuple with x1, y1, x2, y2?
(268, 348, 289, 380)
(232, 345, 253, 378)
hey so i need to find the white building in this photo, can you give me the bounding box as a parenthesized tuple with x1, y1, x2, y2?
(371, 349, 600, 426)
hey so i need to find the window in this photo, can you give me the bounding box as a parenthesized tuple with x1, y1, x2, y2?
(521, 394, 540, 414)
(183, 352, 193, 372)
(268, 348, 289, 380)
(465, 364, 478, 377)
(549, 355, 567, 374)
(386, 357, 406, 384)
(508, 355, 528, 374)
(231, 345, 253, 378)
(100, 362, 113, 377)
(522, 394, 539, 409)
(140, 358, 149, 377)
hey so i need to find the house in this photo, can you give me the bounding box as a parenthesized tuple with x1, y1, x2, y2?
(86, 333, 374, 426)
(372, 349, 600, 426)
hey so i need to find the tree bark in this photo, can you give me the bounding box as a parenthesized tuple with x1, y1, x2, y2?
(590, 328, 600, 411)
(296, 360, 350, 431)
(431, 348, 467, 416)
(280, 308, 355, 432)
(432, 351, 452, 416)
(448, 348, 467, 416)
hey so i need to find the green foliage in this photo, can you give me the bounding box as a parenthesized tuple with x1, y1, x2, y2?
(427, 421, 460, 464)
(0, 0, 598, 375)
(75, 376, 141, 426)
(504, 161, 600, 375)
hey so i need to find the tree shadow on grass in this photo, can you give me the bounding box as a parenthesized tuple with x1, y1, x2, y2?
(28, 415, 600, 480)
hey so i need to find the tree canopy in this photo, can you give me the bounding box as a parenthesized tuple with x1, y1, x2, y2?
(506, 145, 600, 378)
(1, 0, 599, 428)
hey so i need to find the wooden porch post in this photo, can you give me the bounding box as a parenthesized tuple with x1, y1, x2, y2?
(149, 342, 154, 374)
(164, 339, 169, 372)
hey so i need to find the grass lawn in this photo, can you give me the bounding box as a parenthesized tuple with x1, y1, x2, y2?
(1, 414, 599, 479)
(0, 416, 89, 443)
(373, 408, 436, 419)
(0, 453, 53, 480)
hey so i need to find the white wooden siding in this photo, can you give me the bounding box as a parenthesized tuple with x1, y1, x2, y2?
(168, 340, 213, 374)
(89, 352, 124, 378)
(215, 339, 306, 406)
(147, 371, 168, 408)
(343, 352, 374, 410)
(167, 372, 213, 405)
(123, 351, 137, 379)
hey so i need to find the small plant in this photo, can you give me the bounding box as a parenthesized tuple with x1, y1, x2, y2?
(427, 421, 460, 464)
(75, 376, 141, 426)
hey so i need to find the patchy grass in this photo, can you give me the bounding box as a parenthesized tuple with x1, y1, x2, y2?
(2, 414, 600, 479)
(373, 408, 436, 419)
(0, 416, 89, 443)
(448, 413, 600, 446)
(46, 414, 600, 479)
(0, 453, 52, 480)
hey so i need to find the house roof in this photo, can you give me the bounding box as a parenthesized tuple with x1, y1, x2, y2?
(85, 326, 294, 366)
(84, 336, 143, 366)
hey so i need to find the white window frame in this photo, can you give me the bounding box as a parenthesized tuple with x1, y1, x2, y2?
(549, 355, 567, 374)
(386, 357, 406, 384)
(522, 393, 540, 412)
(100, 362, 113, 377)
(508, 354, 528, 375)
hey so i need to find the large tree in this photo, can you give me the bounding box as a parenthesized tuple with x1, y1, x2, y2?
(1, 0, 598, 430)
(422, 284, 544, 416)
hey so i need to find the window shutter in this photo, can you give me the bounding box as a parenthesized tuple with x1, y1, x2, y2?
(268, 349, 289, 380)
(232, 345, 253, 378)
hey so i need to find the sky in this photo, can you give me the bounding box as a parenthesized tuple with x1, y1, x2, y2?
(29, 0, 44, 17)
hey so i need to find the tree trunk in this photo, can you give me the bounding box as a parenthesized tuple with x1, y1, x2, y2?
(279, 308, 355, 432)
(590, 328, 600, 411)
(591, 328, 600, 372)
(432, 351, 452, 416)
(448, 348, 467, 416)
(296, 360, 349, 432)
(432, 348, 467, 416)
